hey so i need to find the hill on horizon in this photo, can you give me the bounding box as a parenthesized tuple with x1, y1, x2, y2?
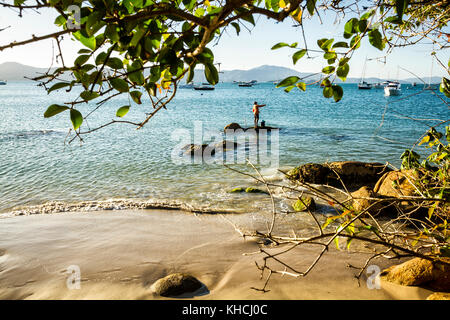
(0, 62, 442, 84)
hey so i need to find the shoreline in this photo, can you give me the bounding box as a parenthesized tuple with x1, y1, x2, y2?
(0, 209, 433, 300)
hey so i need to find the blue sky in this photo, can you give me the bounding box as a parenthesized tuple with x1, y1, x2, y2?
(0, 6, 447, 80)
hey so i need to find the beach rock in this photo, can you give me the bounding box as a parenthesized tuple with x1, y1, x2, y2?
(287, 161, 390, 189)
(245, 187, 269, 194)
(182, 144, 215, 157)
(380, 257, 450, 292)
(292, 196, 316, 212)
(348, 186, 383, 213)
(213, 140, 240, 151)
(287, 163, 331, 184)
(150, 273, 203, 297)
(427, 292, 450, 300)
(224, 123, 242, 131)
(373, 169, 418, 199)
(326, 161, 390, 188)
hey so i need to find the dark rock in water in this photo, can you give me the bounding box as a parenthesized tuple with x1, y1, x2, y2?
(229, 187, 245, 193)
(224, 123, 242, 131)
(213, 140, 240, 151)
(287, 161, 391, 190)
(292, 196, 316, 212)
(151, 273, 203, 297)
(182, 144, 215, 157)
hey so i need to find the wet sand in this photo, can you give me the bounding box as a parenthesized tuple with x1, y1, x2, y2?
(0, 210, 433, 299)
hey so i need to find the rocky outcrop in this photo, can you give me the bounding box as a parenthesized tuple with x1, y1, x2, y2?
(427, 292, 450, 300)
(182, 144, 214, 156)
(373, 169, 418, 199)
(224, 123, 242, 131)
(287, 161, 390, 189)
(348, 186, 381, 213)
(292, 196, 316, 212)
(380, 257, 450, 292)
(150, 273, 203, 297)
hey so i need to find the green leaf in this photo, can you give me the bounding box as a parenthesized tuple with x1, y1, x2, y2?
(130, 90, 142, 104)
(107, 57, 124, 70)
(231, 22, 240, 35)
(128, 61, 144, 85)
(74, 54, 90, 67)
(336, 63, 350, 81)
(395, 0, 410, 19)
(284, 85, 295, 93)
(296, 82, 306, 91)
(110, 78, 129, 92)
(48, 82, 70, 93)
(44, 104, 69, 118)
(105, 25, 120, 42)
(344, 18, 358, 35)
(292, 49, 307, 65)
(80, 90, 99, 101)
(276, 76, 300, 88)
(322, 66, 335, 74)
(357, 19, 368, 33)
(204, 62, 219, 85)
(116, 105, 130, 117)
(271, 42, 289, 50)
(350, 35, 361, 49)
(323, 52, 337, 60)
(368, 29, 385, 50)
(318, 38, 334, 51)
(73, 31, 96, 51)
(361, 9, 375, 20)
(187, 66, 195, 83)
(70, 109, 83, 130)
(306, 0, 316, 15)
(332, 85, 344, 102)
(323, 86, 333, 98)
(332, 41, 349, 49)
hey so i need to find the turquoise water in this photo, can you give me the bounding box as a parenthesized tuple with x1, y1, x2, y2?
(0, 81, 448, 213)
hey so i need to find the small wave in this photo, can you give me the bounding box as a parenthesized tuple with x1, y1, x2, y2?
(4, 199, 240, 217)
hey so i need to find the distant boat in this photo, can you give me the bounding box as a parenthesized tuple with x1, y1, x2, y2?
(384, 81, 401, 96)
(358, 81, 372, 90)
(238, 82, 253, 87)
(373, 81, 388, 89)
(0, 80, 7, 85)
(358, 57, 372, 90)
(194, 84, 215, 91)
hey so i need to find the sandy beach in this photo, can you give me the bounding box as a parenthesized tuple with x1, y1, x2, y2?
(0, 209, 434, 300)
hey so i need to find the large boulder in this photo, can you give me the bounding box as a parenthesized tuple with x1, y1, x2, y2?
(150, 273, 203, 297)
(380, 257, 450, 292)
(287, 161, 390, 189)
(287, 163, 331, 184)
(327, 161, 390, 188)
(224, 123, 242, 131)
(373, 169, 418, 198)
(213, 140, 240, 152)
(348, 186, 380, 213)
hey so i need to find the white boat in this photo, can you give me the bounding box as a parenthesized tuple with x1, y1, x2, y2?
(373, 81, 389, 89)
(358, 81, 372, 90)
(384, 81, 401, 96)
(358, 57, 372, 90)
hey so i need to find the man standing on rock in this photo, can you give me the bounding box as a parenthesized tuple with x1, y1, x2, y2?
(252, 101, 266, 128)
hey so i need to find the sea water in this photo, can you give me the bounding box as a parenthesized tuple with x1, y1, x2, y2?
(0, 81, 448, 213)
